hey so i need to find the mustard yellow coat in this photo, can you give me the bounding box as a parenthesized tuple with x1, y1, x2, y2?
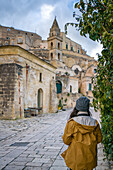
(61, 119, 102, 170)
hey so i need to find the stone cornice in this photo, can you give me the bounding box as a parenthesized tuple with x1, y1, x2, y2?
(0, 45, 57, 72)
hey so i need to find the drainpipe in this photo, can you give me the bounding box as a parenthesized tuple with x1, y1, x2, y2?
(18, 73, 21, 118)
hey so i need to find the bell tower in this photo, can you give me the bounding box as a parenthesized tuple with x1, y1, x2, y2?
(47, 17, 63, 61)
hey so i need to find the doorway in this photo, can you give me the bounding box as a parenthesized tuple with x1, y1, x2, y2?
(37, 88, 43, 111)
(56, 80, 62, 94)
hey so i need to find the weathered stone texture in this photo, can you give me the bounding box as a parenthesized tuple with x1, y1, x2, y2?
(49, 79, 58, 113)
(0, 46, 56, 119)
(0, 63, 17, 119)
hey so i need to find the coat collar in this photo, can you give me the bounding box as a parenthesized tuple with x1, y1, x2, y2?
(77, 111, 88, 116)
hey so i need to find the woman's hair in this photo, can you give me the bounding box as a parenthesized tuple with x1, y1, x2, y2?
(69, 106, 91, 119)
(69, 107, 79, 119)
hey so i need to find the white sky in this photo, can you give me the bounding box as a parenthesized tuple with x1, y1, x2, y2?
(0, 0, 102, 60)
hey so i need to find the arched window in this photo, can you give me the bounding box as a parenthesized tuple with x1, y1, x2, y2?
(51, 53, 53, 60)
(51, 42, 53, 48)
(58, 53, 60, 60)
(70, 85, 72, 93)
(56, 81, 62, 94)
(37, 88, 43, 110)
(58, 42, 60, 49)
(74, 68, 79, 75)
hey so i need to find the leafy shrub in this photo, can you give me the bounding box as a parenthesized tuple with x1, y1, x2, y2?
(65, 0, 113, 161)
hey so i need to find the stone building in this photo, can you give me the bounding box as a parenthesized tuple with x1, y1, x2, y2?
(41, 18, 97, 107)
(0, 46, 57, 119)
(0, 17, 97, 118)
(0, 25, 41, 50)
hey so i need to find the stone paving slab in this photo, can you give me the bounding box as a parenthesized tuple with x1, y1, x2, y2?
(0, 109, 112, 170)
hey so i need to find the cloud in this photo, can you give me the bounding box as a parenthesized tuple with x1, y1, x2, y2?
(65, 26, 102, 60)
(41, 4, 55, 20)
(90, 43, 103, 60)
(0, 0, 102, 60)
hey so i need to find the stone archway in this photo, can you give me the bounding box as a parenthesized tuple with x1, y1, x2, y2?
(51, 42, 53, 49)
(58, 53, 60, 60)
(58, 42, 60, 49)
(72, 64, 82, 75)
(72, 64, 82, 72)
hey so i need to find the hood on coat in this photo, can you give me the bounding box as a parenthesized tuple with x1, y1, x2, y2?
(68, 119, 99, 135)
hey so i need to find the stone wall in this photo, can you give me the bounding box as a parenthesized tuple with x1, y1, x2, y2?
(0, 63, 24, 119)
(49, 79, 58, 113)
(0, 25, 42, 50)
(60, 32, 86, 55)
(0, 46, 57, 119)
(57, 92, 82, 109)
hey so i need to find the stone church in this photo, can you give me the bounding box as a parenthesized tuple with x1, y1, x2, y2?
(0, 18, 97, 119)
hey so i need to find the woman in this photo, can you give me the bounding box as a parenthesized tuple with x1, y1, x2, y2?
(61, 96, 102, 170)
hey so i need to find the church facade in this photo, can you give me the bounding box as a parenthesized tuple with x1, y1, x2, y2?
(0, 18, 97, 119)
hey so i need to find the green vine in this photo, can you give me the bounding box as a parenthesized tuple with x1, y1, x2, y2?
(66, 0, 113, 161)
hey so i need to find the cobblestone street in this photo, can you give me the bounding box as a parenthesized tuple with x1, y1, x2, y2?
(0, 109, 112, 170)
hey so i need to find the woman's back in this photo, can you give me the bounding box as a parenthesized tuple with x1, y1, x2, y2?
(61, 118, 102, 170)
(61, 96, 102, 170)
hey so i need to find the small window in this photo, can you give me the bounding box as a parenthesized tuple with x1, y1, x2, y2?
(39, 73, 42, 82)
(94, 69, 97, 73)
(89, 83, 91, 91)
(12, 41, 15, 45)
(78, 48, 80, 53)
(18, 31, 20, 34)
(17, 38, 23, 44)
(58, 53, 60, 60)
(70, 85, 72, 93)
(71, 46, 73, 51)
(66, 44, 68, 50)
(51, 53, 53, 60)
(6, 37, 10, 40)
(58, 43, 60, 49)
(7, 28, 10, 31)
(74, 68, 79, 75)
(25, 33, 27, 35)
(31, 33, 33, 36)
